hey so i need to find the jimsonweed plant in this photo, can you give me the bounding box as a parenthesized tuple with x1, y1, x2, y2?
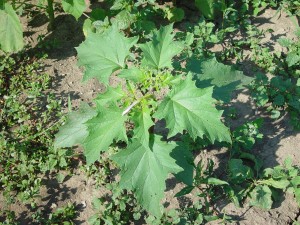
(55, 24, 252, 217)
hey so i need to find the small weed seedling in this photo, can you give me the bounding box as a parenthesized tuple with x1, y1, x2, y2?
(89, 183, 143, 225)
(0, 52, 70, 221)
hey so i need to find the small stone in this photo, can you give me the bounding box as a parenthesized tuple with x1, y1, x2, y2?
(50, 203, 57, 209)
(81, 201, 87, 208)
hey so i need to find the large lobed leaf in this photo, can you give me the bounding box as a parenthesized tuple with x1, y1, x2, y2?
(0, 3, 23, 52)
(140, 24, 183, 70)
(76, 26, 138, 84)
(54, 103, 97, 149)
(154, 76, 231, 143)
(62, 0, 87, 20)
(84, 104, 128, 164)
(187, 57, 253, 102)
(112, 135, 183, 217)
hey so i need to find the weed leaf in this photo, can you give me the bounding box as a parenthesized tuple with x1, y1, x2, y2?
(259, 178, 289, 190)
(154, 76, 231, 143)
(229, 159, 253, 183)
(286, 52, 300, 67)
(291, 177, 300, 206)
(62, 0, 87, 20)
(0, 3, 23, 52)
(112, 135, 183, 217)
(249, 185, 272, 209)
(94, 85, 125, 107)
(175, 186, 194, 197)
(76, 26, 138, 84)
(84, 104, 128, 164)
(54, 103, 97, 149)
(207, 178, 229, 185)
(188, 57, 253, 102)
(118, 67, 145, 82)
(140, 24, 183, 69)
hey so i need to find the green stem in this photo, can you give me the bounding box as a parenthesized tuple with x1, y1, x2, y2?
(47, 0, 55, 30)
(204, 187, 211, 214)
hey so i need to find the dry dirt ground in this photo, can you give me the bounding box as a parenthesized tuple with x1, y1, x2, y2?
(1, 6, 300, 225)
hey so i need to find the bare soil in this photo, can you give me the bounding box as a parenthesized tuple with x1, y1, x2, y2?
(1, 6, 300, 225)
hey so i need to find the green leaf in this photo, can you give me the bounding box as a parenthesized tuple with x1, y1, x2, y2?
(140, 24, 183, 70)
(88, 214, 100, 225)
(91, 198, 103, 209)
(94, 85, 125, 107)
(291, 177, 300, 206)
(259, 178, 289, 190)
(135, 20, 156, 35)
(195, 0, 215, 19)
(196, 214, 204, 224)
(294, 188, 300, 206)
(204, 215, 219, 222)
(62, 0, 86, 20)
(296, 78, 300, 87)
(270, 109, 280, 119)
(91, 8, 106, 21)
(291, 176, 300, 187)
(84, 104, 128, 164)
(165, 7, 185, 22)
(112, 135, 183, 217)
(48, 159, 58, 170)
(207, 178, 229, 185)
(249, 185, 273, 209)
(239, 152, 263, 172)
(118, 67, 145, 82)
(0, 3, 23, 52)
(154, 76, 231, 143)
(112, 10, 134, 30)
(253, 7, 260, 16)
(195, 0, 225, 19)
(185, 32, 194, 46)
(188, 57, 253, 102)
(228, 159, 253, 183)
(56, 173, 66, 183)
(110, 0, 126, 10)
(76, 26, 138, 84)
(131, 103, 154, 146)
(54, 103, 97, 149)
(83, 18, 93, 37)
(278, 38, 292, 47)
(286, 52, 300, 67)
(175, 186, 194, 197)
(284, 157, 293, 169)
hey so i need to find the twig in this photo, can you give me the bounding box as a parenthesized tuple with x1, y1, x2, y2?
(122, 100, 139, 116)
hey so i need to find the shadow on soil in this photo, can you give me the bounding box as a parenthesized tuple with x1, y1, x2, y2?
(35, 14, 85, 60)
